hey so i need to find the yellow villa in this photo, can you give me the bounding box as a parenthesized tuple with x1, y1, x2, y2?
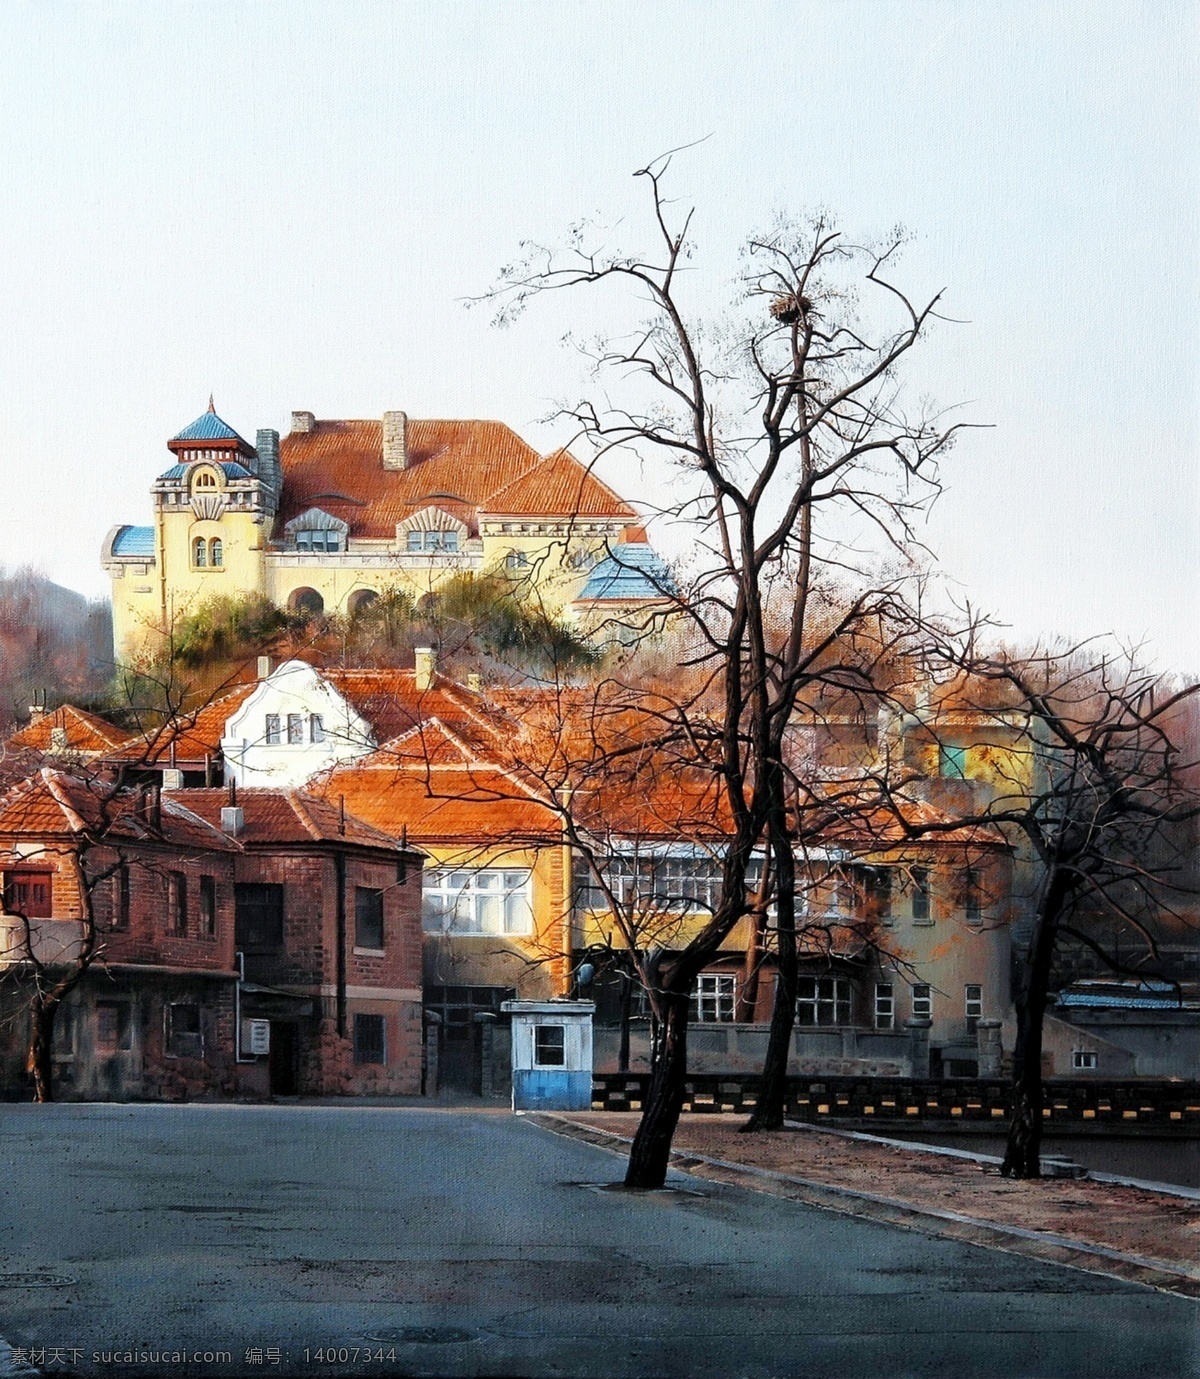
(102, 403, 672, 657)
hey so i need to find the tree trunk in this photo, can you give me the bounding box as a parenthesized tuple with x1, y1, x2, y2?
(1001, 871, 1067, 1178)
(742, 821, 797, 1132)
(624, 987, 690, 1188)
(1001, 991, 1046, 1178)
(26, 997, 57, 1104)
(737, 909, 765, 1022)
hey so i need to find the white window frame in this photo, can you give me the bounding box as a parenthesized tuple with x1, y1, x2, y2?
(422, 868, 534, 936)
(965, 983, 983, 1032)
(1071, 1049, 1098, 1070)
(533, 1024, 566, 1066)
(286, 713, 304, 745)
(693, 973, 737, 1023)
(911, 984, 932, 1020)
(796, 976, 852, 1027)
(309, 713, 325, 744)
(873, 982, 895, 1030)
(265, 714, 281, 746)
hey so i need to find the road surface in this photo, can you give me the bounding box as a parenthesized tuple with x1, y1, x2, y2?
(0, 1104, 1194, 1378)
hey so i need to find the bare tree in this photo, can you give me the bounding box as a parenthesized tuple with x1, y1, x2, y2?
(913, 640, 1200, 1177)
(485, 154, 968, 1186)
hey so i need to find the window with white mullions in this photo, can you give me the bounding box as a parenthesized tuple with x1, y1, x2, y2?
(796, 976, 852, 1026)
(911, 984, 932, 1020)
(422, 869, 533, 935)
(691, 973, 736, 1023)
(874, 982, 895, 1030)
(571, 853, 764, 916)
(965, 984, 983, 1034)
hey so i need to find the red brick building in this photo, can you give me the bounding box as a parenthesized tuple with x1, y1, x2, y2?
(0, 771, 424, 1101)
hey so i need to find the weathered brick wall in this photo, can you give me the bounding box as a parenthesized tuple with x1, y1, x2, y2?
(90, 846, 238, 973)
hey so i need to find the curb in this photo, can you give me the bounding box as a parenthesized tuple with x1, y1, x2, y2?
(529, 1113, 1200, 1301)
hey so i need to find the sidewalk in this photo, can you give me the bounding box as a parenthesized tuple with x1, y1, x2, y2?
(533, 1111, 1200, 1299)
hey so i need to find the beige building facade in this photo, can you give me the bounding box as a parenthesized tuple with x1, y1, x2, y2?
(103, 405, 668, 658)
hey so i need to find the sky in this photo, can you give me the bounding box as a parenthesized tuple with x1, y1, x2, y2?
(0, 0, 1195, 669)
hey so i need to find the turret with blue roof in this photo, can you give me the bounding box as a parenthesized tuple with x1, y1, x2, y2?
(158, 397, 258, 481)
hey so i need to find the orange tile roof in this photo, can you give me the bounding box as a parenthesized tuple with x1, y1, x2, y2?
(169, 789, 406, 852)
(324, 669, 510, 752)
(111, 685, 257, 764)
(276, 419, 634, 539)
(9, 706, 134, 755)
(480, 449, 635, 519)
(314, 761, 561, 844)
(0, 770, 238, 851)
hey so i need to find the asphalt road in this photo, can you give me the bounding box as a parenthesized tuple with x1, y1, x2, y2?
(0, 1104, 1194, 1379)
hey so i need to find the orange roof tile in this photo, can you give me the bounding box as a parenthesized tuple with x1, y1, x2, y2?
(324, 669, 510, 752)
(110, 685, 257, 764)
(10, 706, 134, 755)
(314, 761, 561, 844)
(480, 449, 635, 519)
(0, 770, 238, 851)
(276, 419, 634, 540)
(169, 789, 406, 852)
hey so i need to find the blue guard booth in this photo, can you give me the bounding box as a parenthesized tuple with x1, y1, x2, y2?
(502, 1000, 595, 1111)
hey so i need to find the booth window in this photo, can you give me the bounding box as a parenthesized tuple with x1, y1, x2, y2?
(533, 1025, 566, 1067)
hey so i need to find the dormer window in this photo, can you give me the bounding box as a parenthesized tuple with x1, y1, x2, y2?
(192, 468, 219, 491)
(285, 507, 349, 554)
(295, 530, 343, 554)
(407, 530, 459, 554)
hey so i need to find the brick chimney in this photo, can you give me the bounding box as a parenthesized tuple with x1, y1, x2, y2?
(414, 647, 435, 691)
(382, 411, 408, 470)
(290, 410, 315, 434)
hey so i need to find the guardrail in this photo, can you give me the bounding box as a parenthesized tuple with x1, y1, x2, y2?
(590, 1073, 1200, 1135)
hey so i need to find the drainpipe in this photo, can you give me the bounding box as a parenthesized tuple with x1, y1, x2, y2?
(560, 813, 573, 998)
(234, 951, 253, 1063)
(334, 851, 347, 1038)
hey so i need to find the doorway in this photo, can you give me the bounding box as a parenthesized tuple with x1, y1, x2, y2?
(268, 1022, 298, 1096)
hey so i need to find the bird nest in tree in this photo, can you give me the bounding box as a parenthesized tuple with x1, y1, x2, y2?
(770, 293, 813, 325)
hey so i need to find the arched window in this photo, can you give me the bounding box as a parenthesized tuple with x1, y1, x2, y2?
(288, 587, 324, 618)
(347, 588, 378, 618)
(193, 537, 207, 568)
(192, 469, 218, 490)
(209, 538, 223, 567)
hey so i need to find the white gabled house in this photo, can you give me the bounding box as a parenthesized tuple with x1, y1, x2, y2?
(220, 660, 376, 789)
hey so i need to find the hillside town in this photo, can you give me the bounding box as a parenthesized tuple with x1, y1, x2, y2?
(2, 7, 1198, 1365)
(1, 403, 1195, 1127)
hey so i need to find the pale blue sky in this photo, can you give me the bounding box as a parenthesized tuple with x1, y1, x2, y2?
(1, 1, 1195, 666)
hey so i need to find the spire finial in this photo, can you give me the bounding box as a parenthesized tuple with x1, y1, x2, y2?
(207, 393, 215, 413)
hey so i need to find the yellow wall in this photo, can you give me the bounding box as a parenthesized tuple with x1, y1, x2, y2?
(419, 841, 570, 999)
